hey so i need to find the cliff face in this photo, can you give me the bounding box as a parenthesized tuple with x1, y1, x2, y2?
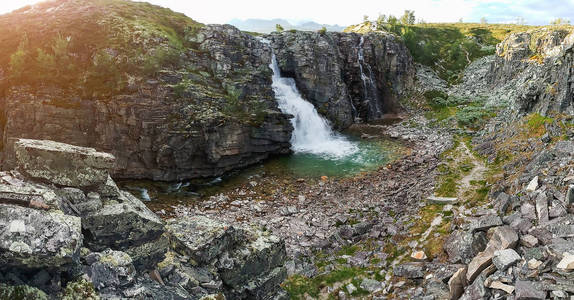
(0, 1, 292, 180)
(0, 0, 416, 180)
(269, 31, 414, 128)
(487, 28, 574, 115)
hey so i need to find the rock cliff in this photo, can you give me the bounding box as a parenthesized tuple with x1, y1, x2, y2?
(0, 0, 292, 180)
(269, 31, 414, 128)
(0, 138, 288, 299)
(453, 27, 574, 118)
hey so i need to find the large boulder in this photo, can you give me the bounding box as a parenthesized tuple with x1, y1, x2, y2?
(0, 204, 82, 269)
(13, 139, 115, 187)
(82, 191, 167, 269)
(166, 216, 243, 264)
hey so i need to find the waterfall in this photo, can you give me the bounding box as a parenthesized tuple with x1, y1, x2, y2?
(357, 36, 382, 119)
(269, 55, 358, 159)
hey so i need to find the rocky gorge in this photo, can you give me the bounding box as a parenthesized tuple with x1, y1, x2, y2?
(2, 0, 574, 299)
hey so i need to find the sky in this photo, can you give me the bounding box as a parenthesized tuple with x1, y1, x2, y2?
(1, 0, 573, 26)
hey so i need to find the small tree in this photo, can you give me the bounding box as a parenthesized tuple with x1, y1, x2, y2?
(551, 18, 570, 25)
(9, 34, 30, 80)
(480, 17, 488, 24)
(363, 15, 370, 23)
(400, 10, 415, 25)
(376, 14, 387, 30)
(318, 26, 327, 35)
(275, 24, 284, 32)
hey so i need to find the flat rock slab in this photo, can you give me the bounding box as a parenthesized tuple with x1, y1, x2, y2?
(469, 214, 503, 233)
(166, 216, 242, 264)
(427, 196, 458, 204)
(0, 204, 82, 268)
(14, 139, 115, 187)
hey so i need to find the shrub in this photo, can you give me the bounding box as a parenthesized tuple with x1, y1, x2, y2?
(318, 27, 327, 35)
(456, 105, 493, 128)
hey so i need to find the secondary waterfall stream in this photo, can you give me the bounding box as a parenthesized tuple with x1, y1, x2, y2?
(357, 36, 382, 119)
(270, 54, 359, 159)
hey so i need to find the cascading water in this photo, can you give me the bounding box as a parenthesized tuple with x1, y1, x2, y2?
(269, 55, 359, 159)
(357, 36, 382, 119)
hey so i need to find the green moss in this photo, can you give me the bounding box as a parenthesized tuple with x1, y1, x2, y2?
(62, 279, 99, 300)
(0, 284, 48, 300)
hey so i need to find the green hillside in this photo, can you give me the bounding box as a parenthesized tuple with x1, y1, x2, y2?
(0, 0, 202, 97)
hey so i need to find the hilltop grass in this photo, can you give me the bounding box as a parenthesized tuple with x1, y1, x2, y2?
(0, 0, 203, 97)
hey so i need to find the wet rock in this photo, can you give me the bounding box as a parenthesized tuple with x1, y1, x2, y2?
(166, 216, 241, 264)
(0, 204, 82, 269)
(13, 139, 115, 187)
(492, 249, 521, 271)
(444, 230, 487, 264)
(515, 280, 546, 300)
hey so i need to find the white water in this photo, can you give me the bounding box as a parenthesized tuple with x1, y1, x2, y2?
(269, 55, 358, 159)
(357, 36, 382, 119)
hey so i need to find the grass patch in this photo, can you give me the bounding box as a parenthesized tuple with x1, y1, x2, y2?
(526, 113, 553, 136)
(283, 267, 366, 299)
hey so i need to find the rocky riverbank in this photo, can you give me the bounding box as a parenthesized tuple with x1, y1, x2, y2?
(0, 139, 288, 299)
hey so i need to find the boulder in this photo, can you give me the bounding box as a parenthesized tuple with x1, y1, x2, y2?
(83, 249, 136, 292)
(515, 280, 546, 300)
(394, 262, 425, 279)
(466, 226, 518, 283)
(219, 229, 286, 288)
(0, 204, 82, 269)
(447, 267, 466, 300)
(13, 139, 115, 187)
(0, 172, 63, 211)
(492, 249, 521, 271)
(166, 216, 242, 264)
(444, 230, 487, 264)
(556, 252, 574, 271)
(82, 191, 166, 268)
(469, 214, 503, 233)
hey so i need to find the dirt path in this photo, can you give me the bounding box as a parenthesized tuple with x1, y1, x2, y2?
(458, 141, 487, 197)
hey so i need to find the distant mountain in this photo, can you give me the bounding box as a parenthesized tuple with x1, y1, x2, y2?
(228, 18, 345, 33)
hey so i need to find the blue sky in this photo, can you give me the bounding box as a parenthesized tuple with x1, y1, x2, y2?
(1, 0, 573, 25)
